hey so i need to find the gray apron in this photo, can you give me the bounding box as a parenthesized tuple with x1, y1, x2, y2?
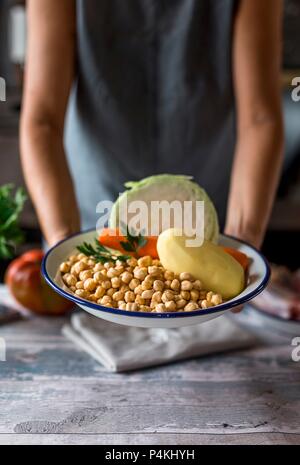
(65, 0, 237, 230)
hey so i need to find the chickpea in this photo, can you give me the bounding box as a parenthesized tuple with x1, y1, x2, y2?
(181, 280, 193, 291)
(184, 302, 198, 312)
(161, 290, 175, 303)
(105, 288, 114, 297)
(62, 272, 70, 283)
(127, 257, 138, 267)
(76, 281, 84, 289)
(69, 286, 76, 292)
(79, 270, 93, 281)
(125, 290, 135, 303)
(60, 262, 70, 273)
(139, 305, 151, 313)
(88, 294, 98, 302)
(206, 291, 213, 302)
(101, 280, 112, 290)
(120, 271, 133, 284)
(153, 279, 164, 292)
(148, 265, 161, 277)
(94, 262, 104, 272)
(64, 274, 77, 287)
(176, 299, 187, 310)
(107, 267, 120, 278)
(126, 302, 138, 311)
(118, 301, 127, 310)
(100, 269, 107, 277)
(87, 259, 96, 267)
(83, 278, 96, 292)
(100, 295, 112, 306)
(93, 271, 105, 283)
(134, 284, 143, 295)
(120, 284, 130, 293)
(69, 254, 79, 263)
(137, 255, 152, 267)
(193, 279, 202, 290)
(114, 266, 124, 276)
(181, 290, 190, 301)
(116, 259, 126, 267)
(104, 261, 114, 270)
(154, 303, 166, 313)
(95, 286, 105, 299)
(199, 290, 207, 300)
(179, 272, 193, 281)
(70, 264, 77, 276)
(75, 289, 89, 299)
(135, 295, 145, 305)
(72, 260, 87, 275)
(211, 294, 222, 306)
(151, 291, 162, 303)
(170, 279, 180, 291)
(134, 267, 147, 281)
(141, 289, 154, 300)
(165, 301, 176, 312)
(164, 270, 175, 281)
(112, 290, 125, 302)
(201, 300, 212, 309)
(152, 259, 161, 266)
(141, 278, 153, 291)
(111, 277, 121, 288)
(190, 289, 200, 302)
(77, 253, 87, 261)
(129, 278, 140, 290)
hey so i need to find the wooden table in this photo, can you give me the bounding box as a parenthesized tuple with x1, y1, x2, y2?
(0, 313, 300, 445)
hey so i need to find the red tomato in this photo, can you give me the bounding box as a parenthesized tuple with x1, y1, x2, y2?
(5, 249, 73, 316)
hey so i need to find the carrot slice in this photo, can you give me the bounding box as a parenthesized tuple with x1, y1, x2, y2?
(223, 247, 250, 271)
(98, 228, 159, 258)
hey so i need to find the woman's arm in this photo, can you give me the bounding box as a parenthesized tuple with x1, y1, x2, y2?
(225, 0, 284, 248)
(20, 0, 80, 246)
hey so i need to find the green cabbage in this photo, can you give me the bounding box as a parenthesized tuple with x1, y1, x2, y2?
(109, 174, 219, 243)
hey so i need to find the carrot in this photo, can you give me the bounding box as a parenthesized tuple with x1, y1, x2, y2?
(137, 237, 158, 258)
(223, 247, 249, 271)
(98, 228, 159, 258)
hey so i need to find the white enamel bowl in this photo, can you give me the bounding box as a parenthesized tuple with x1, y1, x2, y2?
(42, 230, 270, 328)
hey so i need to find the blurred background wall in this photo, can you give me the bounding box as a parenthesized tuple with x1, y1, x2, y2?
(0, 0, 300, 267)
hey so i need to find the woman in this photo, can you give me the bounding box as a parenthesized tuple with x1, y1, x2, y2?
(20, 0, 284, 249)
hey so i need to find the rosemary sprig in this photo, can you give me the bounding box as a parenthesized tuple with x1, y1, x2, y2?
(120, 224, 147, 254)
(77, 239, 131, 264)
(77, 225, 149, 263)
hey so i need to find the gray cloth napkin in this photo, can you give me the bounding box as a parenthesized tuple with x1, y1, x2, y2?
(62, 312, 257, 372)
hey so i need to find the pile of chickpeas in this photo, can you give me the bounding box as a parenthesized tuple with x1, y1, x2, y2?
(59, 253, 223, 313)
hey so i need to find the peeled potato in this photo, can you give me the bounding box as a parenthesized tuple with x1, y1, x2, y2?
(157, 229, 245, 300)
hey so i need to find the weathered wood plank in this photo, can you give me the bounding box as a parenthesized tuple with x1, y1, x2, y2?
(0, 433, 299, 445)
(1, 359, 300, 434)
(1, 315, 300, 443)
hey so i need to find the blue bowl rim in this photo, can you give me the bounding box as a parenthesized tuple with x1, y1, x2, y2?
(42, 229, 271, 319)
